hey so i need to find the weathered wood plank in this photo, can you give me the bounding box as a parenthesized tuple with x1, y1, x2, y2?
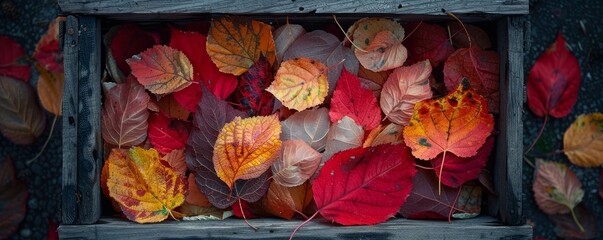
(75, 16, 103, 224)
(59, 215, 532, 239)
(61, 15, 79, 225)
(488, 16, 525, 226)
(58, 0, 528, 15)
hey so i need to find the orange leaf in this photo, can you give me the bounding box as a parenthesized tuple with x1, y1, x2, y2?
(106, 147, 188, 223)
(267, 58, 328, 111)
(213, 115, 282, 189)
(36, 65, 63, 116)
(563, 113, 603, 167)
(162, 148, 186, 176)
(258, 181, 313, 220)
(348, 18, 407, 72)
(206, 16, 276, 76)
(127, 45, 194, 94)
(371, 123, 404, 147)
(403, 80, 494, 160)
(362, 125, 384, 148)
(185, 173, 212, 208)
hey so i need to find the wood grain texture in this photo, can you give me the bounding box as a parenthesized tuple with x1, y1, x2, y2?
(61, 15, 79, 225)
(488, 16, 525, 226)
(59, 215, 532, 239)
(58, 0, 528, 15)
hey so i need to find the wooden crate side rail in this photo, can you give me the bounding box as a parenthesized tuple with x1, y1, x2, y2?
(58, 0, 528, 15)
(62, 15, 103, 225)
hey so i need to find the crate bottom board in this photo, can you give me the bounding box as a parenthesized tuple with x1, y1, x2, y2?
(59, 215, 532, 239)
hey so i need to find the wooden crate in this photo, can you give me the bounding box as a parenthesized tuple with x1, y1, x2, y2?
(58, 0, 531, 239)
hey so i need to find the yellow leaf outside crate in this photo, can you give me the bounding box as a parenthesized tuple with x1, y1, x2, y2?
(563, 113, 603, 167)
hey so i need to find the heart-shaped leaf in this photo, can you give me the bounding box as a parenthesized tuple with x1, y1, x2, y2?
(0, 76, 46, 145)
(267, 58, 328, 111)
(281, 107, 330, 152)
(272, 140, 322, 187)
(348, 18, 407, 72)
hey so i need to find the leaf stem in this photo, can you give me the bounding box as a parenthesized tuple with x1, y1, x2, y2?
(438, 151, 447, 195)
(401, 21, 422, 42)
(414, 164, 434, 170)
(448, 185, 463, 223)
(238, 198, 258, 231)
(443, 9, 471, 48)
(26, 115, 58, 165)
(523, 156, 535, 169)
(524, 115, 548, 155)
(569, 207, 585, 233)
(289, 210, 320, 240)
(332, 15, 368, 53)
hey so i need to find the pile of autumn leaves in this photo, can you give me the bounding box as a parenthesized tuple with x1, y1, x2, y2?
(101, 16, 500, 230)
(527, 33, 603, 239)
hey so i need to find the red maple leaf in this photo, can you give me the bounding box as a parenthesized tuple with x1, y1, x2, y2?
(329, 67, 381, 130)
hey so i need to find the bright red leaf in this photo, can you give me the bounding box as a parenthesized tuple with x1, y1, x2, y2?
(403, 22, 454, 67)
(111, 24, 157, 77)
(170, 30, 238, 112)
(527, 33, 580, 118)
(148, 113, 189, 155)
(430, 137, 494, 188)
(312, 144, 416, 225)
(443, 46, 499, 113)
(0, 36, 30, 82)
(233, 57, 275, 116)
(329, 67, 381, 130)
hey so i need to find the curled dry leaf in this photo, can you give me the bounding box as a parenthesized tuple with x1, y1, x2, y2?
(163, 149, 187, 176)
(447, 22, 492, 50)
(0, 76, 46, 145)
(267, 58, 328, 111)
(443, 46, 499, 113)
(322, 116, 364, 162)
(36, 66, 64, 116)
(0, 156, 28, 239)
(313, 144, 416, 225)
(127, 45, 194, 94)
(527, 33, 581, 118)
(533, 159, 584, 215)
(283, 30, 359, 97)
(563, 113, 603, 167)
(403, 22, 455, 67)
(329, 67, 381, 130)
(380, 60, 433, 125)
(348, 18, 407, 72)
(213, 115, 282, 189)
(0, 36, 30, 82)
(206, 16, 276, 76)
(258, 181, 313, 220)
(273, 23, 305, 63)
(148, 113, 189, 155)
(272, 140, 322, 187)
(281, 107, 330, 152)
(107, 148, 188, 223)
(101, 79, 150, 147)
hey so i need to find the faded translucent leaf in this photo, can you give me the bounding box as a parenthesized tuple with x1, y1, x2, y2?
(272, 140, 322, 187)
(273, 23, 305, 63)
(281, 107, 330, 152)
(323, 116, 364, 162)
(0, 76, 46, 145)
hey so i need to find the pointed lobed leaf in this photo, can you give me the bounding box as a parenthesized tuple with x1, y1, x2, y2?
(257, 180, 313, 220)
(233, 57, 275, 116)
(313, 144, 416, 225)
(533, 159, 584, 215)
(0, 36, 31, 82)
(281, 107, 330, 152)
(403, 80, 494, 160)
(127, 45, 194, 94)
(186, 86, 269, 208)
(273, 23, 306, 63)
(444, 47, 500, 113)
(380, 60, 433, 125)
(102, 79, 150, 147)
(329, 67, 381, 130)
(0, 76, 46, 145)
(447, 22, 492, 50)
(431, 137, 494, 188)
(348, 18, 407, 72)
(213, 115, 282, 189)
(272, 140, 322, 187)
(163, 148, 187, 176)
(107, 148, 188, 223)
(527, 33, 580, 118)
(0, 156, 28, 239)
(322, 116, 364, 162)
(148, 113, 189, 155)
(267, 58, 328, 111)
(282, 30, 359, 97)
(36, 66, 64, 116)
(403, 22, 455, 67)
(206, 16, 276, 76)
(398, 169, 460, 219)
(563, 113, 603, 167)
(110, 24, 157, 78)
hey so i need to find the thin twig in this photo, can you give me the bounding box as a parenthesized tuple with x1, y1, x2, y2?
(332, 15, 368, 53)
(524, 115, 548, 155)
(26, 115, 58, 165)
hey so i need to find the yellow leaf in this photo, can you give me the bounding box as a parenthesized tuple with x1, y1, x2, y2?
(107, 147, 188, 223)
(206, 16, 276, 76)
(267, 58, 328, 111)
(36, 65, 63, 116)
(213, 115, 282, 189)
(563, 113, 603, 167)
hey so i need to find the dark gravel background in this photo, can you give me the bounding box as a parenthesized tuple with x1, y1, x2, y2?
(0, 0, 601, 239)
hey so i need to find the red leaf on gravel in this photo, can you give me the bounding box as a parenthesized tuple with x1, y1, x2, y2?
(233, 57, 275, 116)
(527, 33, 580, 118)
(148, 113, 189, 155)
(329, 67, 381, 130)
(403, 22, 454, 67)
(312, 144, 416, 225)
(111, 24, 157, 77)
(430, 137, 494, 188)
(0, 36, 30, 82)
(0, 156, 28, 239)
